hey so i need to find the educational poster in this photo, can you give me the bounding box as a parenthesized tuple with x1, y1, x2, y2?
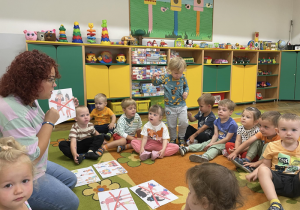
(49, 88, 76, 125)
(130, 0, 213, 41)
(71, 166, 100, 187)
(98, 187, 138, 210)
(130, 180, 178, 209)
(93, 160, 128, 179)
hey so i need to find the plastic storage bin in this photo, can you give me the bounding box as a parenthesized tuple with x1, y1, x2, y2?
(136, 100, 151, 112)
(108, 101, 124, 115)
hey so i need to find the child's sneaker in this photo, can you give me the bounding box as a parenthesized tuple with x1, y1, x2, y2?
(222, 149, 229, 157)
(232, 158, 254, 173)
(178, 137, 185, 146)
(85, 151, 99, 160)
(77, 154, 85, 164)
(179, 146, 188, 156)
(268, 202, 284, 210)
(117, 145, 125, 153)
(170, 139, 176, 144)
(140, 150, 151, 161)
(151, 151, 160, 160)
(104, 133, 111, 140)
(189, 154, 209, 163)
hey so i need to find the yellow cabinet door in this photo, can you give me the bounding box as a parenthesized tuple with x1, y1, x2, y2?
(243, 65, 257, 102)
(185, 65, 202, 108)
(231, 66, 244, 103)
(86, 65, 109, 99)
(109, 65, 130, 98)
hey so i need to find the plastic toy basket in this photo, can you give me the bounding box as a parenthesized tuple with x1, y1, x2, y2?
(108, 101, 124, 115)
(136, 100, 151, 112)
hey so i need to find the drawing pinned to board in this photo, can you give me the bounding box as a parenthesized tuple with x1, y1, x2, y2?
(49, 88, 76, 125)
(93, 160, 128, 179)
(130, 0, 213, 41)
(130, 180, 178, 209)
(98, 187, 138, 210)
(71, 166, 100, 187)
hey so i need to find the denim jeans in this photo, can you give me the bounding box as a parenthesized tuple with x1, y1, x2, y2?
(28, 161, 79, 210)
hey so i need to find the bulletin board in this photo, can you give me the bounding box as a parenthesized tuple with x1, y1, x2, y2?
(129, 0, 213, 41)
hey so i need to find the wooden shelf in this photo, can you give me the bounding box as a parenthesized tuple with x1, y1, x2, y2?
(233, 63, 257, 65)
(203, 64, 231, 66)
(186, 63, 202, 65)
(131, 64, 167, 66)
(258, 63, 279, 65)
(132, 79, 152, 82)
(256, 98, 277, 102)
(132, 95, 163, 99)
(202, 91, 230, 93)
(257, 86, 277, 90)
(257, 74, 278, 77)
(86, 63, 129, 65)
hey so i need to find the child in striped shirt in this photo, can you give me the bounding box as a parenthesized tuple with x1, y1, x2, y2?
(98, 98, 142, 155)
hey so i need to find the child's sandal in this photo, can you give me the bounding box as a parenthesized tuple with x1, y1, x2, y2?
(96, 148, 105, 157)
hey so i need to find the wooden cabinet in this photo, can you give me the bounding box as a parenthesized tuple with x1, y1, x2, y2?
(86, 65, 109, 99)
(231, 65, 257, 103)
(203, 65, 231, 92)
(185, 65, 202, 108)
(279, 51, 300, 100)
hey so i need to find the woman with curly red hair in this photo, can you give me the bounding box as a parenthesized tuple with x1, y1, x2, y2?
(0, 50, 79, 210)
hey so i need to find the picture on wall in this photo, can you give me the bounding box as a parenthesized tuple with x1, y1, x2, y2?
(130, 0, 213, 41)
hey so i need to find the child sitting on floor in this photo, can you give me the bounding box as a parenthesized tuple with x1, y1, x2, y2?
(98, 98, 142, 155)
(184, 163, 243, 210)
(0, 137, 34, 210)
(246, 113, 300, 210)
(90, 93, 116, 140)
(131, 105, 179, 161)
(185, 93, 216, 145)
(223, 107, 260, 157)
(228, 111, 281, 173)
(59, 106, 105, 164)
(180, 99, 238, 163)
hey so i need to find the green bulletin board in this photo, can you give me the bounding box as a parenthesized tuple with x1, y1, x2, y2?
(130, 0, 213, 41)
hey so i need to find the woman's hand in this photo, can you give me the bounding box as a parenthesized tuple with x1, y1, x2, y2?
(44, 107, 60, 124)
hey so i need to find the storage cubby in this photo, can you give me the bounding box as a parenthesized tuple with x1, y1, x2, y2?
(170, 48, 203, 64)
(204, 50, 232, 64)
(256, 88, 278, 102)
(232, 51, 258, 65)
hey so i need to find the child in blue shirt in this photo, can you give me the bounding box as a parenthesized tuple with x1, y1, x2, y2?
(185, 93, 216, 145)
(152, 57, 189, 146)
(180, 99, 238, 162)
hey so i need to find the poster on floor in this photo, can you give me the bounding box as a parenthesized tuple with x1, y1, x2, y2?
(98, 187, 138, 210)
(130, 180, 178, 209)
(93, 160, 128, 179)
(71, 166, 100, 187)
(49, 88, 76, 125)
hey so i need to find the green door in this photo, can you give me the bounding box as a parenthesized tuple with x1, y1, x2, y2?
(203, 66, 217, 92)
(56, 46, 84, 106)
(217, 66, 231, 91)
(279, 52, 296, 100)
(295, 53, 300, 100)
(27, 44, 57, 113)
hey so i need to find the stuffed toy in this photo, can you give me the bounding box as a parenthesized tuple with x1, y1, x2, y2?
(37, 31, 45, 41)
(41, 29, 56, 34)
(23, 30, 37, 40)
(45, 31, 56, 41)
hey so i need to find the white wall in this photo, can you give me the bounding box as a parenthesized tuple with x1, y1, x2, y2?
(0, 0, 294, 76)
(292, 0, 300, 44)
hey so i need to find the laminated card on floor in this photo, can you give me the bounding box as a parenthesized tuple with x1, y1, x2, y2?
(130, 180, 178, 209)
(98, 187, 138, 210)
(93, 160, 127, 179)
(71, 166, 100, 187)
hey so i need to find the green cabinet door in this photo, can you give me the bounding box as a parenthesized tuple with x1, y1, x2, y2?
(295, 53, 300, 100)
(217, 66, 231, 91)
(56, 46, 84, 106)
(27, 44, 57, 113)
(279, 52, 296, 100)
(203, 66, 217, 92)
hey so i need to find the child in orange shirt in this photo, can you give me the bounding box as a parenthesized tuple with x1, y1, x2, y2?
(90, 93, 116, 140)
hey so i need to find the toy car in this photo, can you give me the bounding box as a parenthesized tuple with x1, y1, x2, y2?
(256, 92, 263, 100)
(266, 82, 271, 86)
(258, 70, 263, 75)
(243, 57, 250, 63)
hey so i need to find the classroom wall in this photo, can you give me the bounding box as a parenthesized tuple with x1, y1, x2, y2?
(0, 0, 294, 76)
(291, 0, 300, 44)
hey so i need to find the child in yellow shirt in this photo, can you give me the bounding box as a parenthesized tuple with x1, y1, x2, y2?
(90, 93, 116, 140)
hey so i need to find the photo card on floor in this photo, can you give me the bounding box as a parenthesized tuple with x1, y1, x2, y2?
(93, 160, 128, 179)
(71, 166, 100, 187)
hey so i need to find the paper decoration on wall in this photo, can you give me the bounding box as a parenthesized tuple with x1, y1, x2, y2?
(49, 88, 76, 125)
(98, 187, 138, 210)
(130, 0, 213, 41)
(130, 180, 178, 209)
(71, 166, 100, 187)
(93, 160, 127, 179)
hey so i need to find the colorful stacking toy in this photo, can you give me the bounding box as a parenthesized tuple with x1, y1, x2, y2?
(58, 25, 68, 42)
(72, 21, 83, 43)
(87, 23, 96, 44)
(100, 20, 111, 45)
